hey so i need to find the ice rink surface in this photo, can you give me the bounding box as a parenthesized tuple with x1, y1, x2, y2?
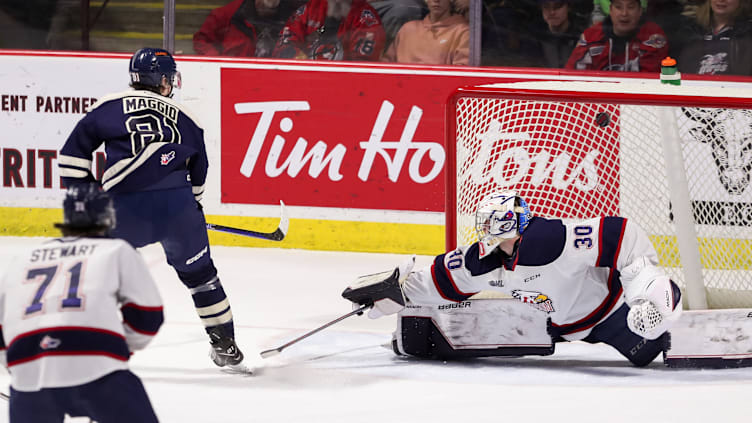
(0, 237, 751, 423)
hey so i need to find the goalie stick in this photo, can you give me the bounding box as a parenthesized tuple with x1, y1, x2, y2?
(260, 303, 372, 358)
(206, 201, 289, 241)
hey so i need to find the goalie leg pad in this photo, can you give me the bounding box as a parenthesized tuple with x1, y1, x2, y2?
(664, 309, 752, 369)
(393, 299, 554, 359)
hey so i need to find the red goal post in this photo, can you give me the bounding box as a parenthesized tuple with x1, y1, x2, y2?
(446, 80, 752, 310)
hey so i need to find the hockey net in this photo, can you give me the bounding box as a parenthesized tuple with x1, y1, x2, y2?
(447, 81, 752, 310)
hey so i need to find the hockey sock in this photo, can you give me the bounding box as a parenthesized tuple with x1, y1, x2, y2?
(179, 269, 235, 339)
(190, 276, 235, 339)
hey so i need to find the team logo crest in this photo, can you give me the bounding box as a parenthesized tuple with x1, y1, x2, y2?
(490, 211, 516, 235)
(588, 45, 604, 56)
(360, 9, 378, 26)
(643, 34, 667, 49)
(161, 150, 175, 165)
(683, 107, 752, 196)
(512, 290, 555, 313)
(698, 53, 728, 75)
(40, 335, 62, 350)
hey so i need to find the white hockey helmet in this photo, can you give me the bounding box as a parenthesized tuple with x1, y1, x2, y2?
(474, 190, 531, 258)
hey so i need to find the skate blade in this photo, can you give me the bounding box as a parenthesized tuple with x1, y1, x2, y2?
(220, 362, 254, 376)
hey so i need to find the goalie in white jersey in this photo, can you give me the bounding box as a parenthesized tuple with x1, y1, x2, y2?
(343, 190, 682, 366)
(0, 182, 163, 422)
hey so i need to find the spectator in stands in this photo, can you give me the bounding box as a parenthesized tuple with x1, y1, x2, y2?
(678, 0, 752, 75)
(273, 0, 386, 61)
(193, 0, 301, 57)
(534, 0, 589, 67)
(0, 0, 58, 49)
(481, 0, 545, 66)
(592, 0, 687, 58)
(454, 0, 471, 17)
(591, 0, 642, 23)
(381, 0, 470, 65)
(368, 0, 428, 50)
(566, 0, 668, 71)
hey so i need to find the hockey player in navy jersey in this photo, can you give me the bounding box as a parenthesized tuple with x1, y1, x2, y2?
(0, 183, 162, 422)
(343, 190, 683, 366)
(58, 48, 248, 372)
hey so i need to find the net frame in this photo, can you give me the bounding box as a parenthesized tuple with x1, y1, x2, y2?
(446, 81, 752, 310)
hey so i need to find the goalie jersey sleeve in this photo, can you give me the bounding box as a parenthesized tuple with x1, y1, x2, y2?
(58, 90, 208, 201)
(0, 237, 163, 391)
(402, 216, 661, 340)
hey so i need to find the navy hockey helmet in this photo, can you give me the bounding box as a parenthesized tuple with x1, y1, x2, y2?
(475, 190, 531, 258)
(129, 47, 181, 91)
(57, 182, 116, 231)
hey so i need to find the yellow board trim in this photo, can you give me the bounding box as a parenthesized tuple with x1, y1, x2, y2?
(3, 207, 749, 263)
(651, 235, 752, 270)
(205, 215, 445, 255)
(0, 208, 64, 238)
(0, 207, 445, 256)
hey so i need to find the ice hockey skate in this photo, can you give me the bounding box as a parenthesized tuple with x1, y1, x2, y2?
(209, 328, 253, 375)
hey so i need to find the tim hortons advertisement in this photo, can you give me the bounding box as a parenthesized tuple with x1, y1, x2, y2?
(453, 99, 622, 220)
(219, 67, 525, 212)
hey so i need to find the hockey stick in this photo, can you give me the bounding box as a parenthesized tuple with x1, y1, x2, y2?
(259, 303, 373, 359)
(206, 201, 289, 241)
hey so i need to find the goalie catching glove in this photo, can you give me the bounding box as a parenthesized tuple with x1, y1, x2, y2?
(620, 257, 683, 340)
(342, 256, 415, 319)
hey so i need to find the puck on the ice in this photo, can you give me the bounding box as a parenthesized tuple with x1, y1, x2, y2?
(595, 112, 611, 128)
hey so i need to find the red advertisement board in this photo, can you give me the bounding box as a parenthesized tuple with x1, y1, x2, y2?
(455, 100, 622, 218)
(219, 67, 526, 212)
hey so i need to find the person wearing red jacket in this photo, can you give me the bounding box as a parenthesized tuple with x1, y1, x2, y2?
(273, 0, 386, 61)
(565, 0, 668, 71)
(193, 0, 300, 57)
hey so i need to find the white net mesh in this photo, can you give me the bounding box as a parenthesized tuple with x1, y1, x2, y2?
(450, 84, 752, 309)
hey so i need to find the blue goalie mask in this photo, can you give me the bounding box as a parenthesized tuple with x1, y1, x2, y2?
(474, 190, 531, 258)
(129, 47, 181, 93)
(59, 183, 116, 231)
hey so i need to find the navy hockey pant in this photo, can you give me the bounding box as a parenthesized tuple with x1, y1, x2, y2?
(110, 187, 235, 338)
(581, 303, 667, 367)
(9, 370, 158, 423)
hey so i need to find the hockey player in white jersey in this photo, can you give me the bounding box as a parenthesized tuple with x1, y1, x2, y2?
(0, 182, 163, 422)
(343, 190, 683, 366)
